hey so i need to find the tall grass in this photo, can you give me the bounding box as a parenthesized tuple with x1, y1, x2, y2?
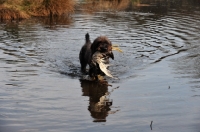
(24, 0, 75, 17)
(0, 0, 29, 20)
(0, 0, 76, 20)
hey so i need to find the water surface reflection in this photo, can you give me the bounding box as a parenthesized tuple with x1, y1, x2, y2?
(80, 80, 118, 122)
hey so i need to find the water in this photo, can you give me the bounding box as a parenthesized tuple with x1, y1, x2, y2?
(0, 1, 200, 131)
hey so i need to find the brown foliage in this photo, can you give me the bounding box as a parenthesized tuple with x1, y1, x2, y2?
(0, 5, 29, 20)
(25, 0, 75, 17)
(0, 0, 76, 20)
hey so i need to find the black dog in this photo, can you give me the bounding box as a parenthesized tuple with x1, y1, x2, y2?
(79, 33, 114, 79)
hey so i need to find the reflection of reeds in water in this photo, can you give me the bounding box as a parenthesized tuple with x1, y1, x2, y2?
(38, 15, 73, 27)
(81, 0, 131, 13)
(0, 0, 75, 20)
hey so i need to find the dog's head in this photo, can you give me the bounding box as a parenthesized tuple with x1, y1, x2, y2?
(91, 36, 114, 60)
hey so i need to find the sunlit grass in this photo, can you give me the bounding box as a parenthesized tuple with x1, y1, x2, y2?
(0, 0, 76, 20)
(25, 0, 75, 17)
(0, 1, 29, 20)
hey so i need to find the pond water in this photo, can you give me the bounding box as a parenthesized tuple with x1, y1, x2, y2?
(0, 0, 200, 132)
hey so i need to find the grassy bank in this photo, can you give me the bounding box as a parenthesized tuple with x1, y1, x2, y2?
(0, 0, 75, 21)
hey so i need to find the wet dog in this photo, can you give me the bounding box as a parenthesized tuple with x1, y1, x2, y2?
(79, 33, 114, 79)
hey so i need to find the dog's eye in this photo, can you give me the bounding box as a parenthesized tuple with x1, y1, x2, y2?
(97, 41, 102, 44)
(100, 47, 107, 52)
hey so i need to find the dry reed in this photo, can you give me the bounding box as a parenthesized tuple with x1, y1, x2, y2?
(0, 0, 76, 20)
(26, 0, 75, 17)
(0, 5, 29, 20)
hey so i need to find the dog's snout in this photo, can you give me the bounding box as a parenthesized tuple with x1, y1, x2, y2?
(100, 47, 108, 52)
(103, 47, 108, 50)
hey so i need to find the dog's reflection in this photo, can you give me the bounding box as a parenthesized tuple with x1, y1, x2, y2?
(80, 80, 113, 122)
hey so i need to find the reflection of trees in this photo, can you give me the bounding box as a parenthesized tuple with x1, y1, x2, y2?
(3, 22, 20, 39)
(80, 80, 113, 122)
(0, 21, 37, 61)
(36, 16, 73, 28)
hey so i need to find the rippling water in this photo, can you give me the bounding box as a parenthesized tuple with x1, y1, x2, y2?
(0, 1, 200, 132)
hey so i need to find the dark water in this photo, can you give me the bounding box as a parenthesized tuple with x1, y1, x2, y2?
(0, 1, 200, 132)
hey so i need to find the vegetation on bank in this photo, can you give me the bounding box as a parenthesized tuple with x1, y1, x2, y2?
(1, 0, 200, 21)
(0, 0, 75, 21)
(81, 0, 131, 12)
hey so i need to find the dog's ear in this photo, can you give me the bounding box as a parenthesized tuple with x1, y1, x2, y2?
(90, 43, 95, 55)
(91, 39, 99, 55)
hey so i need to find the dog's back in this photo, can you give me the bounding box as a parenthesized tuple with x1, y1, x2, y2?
(79, 33, 92, 72)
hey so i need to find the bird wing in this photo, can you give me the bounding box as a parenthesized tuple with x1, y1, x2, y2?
(92, 51, 116, 79)
(98, 60, 114, 78)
